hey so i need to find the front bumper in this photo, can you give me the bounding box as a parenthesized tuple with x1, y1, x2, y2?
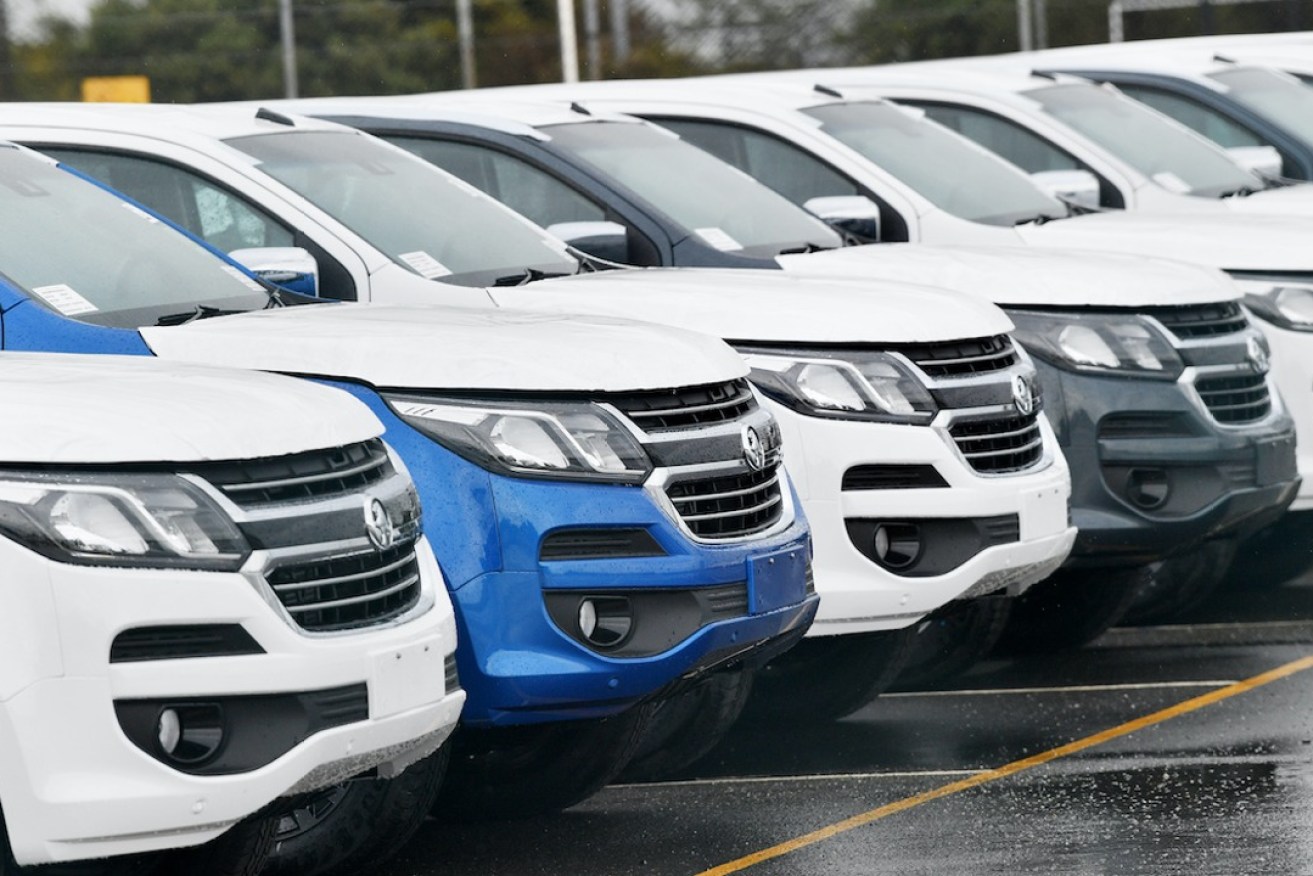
(0, 536, 464, 866)
(452, 474, 816, 726)
(769, 401, 1076, 636)
(1257, 320, 1313, 511)
(1039, 359, 1299, 566)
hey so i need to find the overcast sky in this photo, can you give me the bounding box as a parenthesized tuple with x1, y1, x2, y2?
(8, 0, 93, 40)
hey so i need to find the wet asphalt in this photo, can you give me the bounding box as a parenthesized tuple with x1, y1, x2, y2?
(378, 573, 1313, 876)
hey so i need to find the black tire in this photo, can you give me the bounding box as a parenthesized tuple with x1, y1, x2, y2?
(149, 816, 275, 876)
(1124, 539, 1239, 624)
(1226, 511, 1313, 590)
(616, 669, 755, 783)
(892, 598, 1013, 691)
(263, 744, 449, 876)
(433, 706, 654, 822)
(742, 628, 916, 723)
(995, 565, 1150, 654)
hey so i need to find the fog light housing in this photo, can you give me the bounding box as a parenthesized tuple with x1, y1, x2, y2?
(871, 522, 922, 570)
(155, 704, 225, 765)
(1126, 468, 1170, 510)
(576, 596, 634, 649)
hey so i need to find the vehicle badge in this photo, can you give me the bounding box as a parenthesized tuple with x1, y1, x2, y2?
(741, 425, 768, 472)
(1248, 335, 1270, 374)
(364, 497, 397, 551)
(1012, 375, 1035, 417)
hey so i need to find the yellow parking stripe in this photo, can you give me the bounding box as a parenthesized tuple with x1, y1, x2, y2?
(697, 654, 1313, 876)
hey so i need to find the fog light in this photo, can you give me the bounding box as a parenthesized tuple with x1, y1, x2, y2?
(871, 523, 922, 570)
(576, 596, 633, 648)
(155, 704, 225, 765)
(1127, 468, 1170, 510)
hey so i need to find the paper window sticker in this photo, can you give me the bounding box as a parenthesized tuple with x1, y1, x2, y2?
(32, 284, 98, 316)
(122, 201, 160, 223)
(221, 265, 267, 292)
(695, 227, 743, 251)
(399, 251, 453, 279)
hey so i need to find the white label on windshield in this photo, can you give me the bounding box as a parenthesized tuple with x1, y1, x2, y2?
(221, 264, 266, 291)
(695, 227, 743, 251)
(1152, 171, 1192, 194)
(122, 202, 159, 223)
(32, 284, 98, 316)
(399, 251, 452, 279)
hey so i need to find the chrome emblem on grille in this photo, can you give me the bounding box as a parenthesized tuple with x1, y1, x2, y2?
(741, 425, 768, 472)
(1248, 335, 1270, 374)
(1011, 375, 1035, 416)
(364, 498, 397, 551)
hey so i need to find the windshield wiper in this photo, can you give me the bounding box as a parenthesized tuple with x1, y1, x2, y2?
(778, 242, 835, 255)
(1219, 187, 1257, 199)
(491, 267, 573, 286)
(154, 304, 242, 326)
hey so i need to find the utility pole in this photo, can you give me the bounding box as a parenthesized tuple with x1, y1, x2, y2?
(0, 0, 12, 100)
(557, 0, 579, 83)
(279, 0, 298, 99)
(583, 0, 601, 80)
(1033, 0, 1048, 49)
(1199, 0, 1215, 34)
(610, 0, 630, 66)
(1016, 0, 1033, 52)
(457, 0, 476, 88)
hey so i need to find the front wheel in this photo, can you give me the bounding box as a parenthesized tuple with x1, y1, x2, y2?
(995, 565, 1150, 654)
(1124, 539, 1238, 624)
(433, 706, 654, 822)
(263, 744, 449, 876)
(617, 669, 755, 783)
(742, 628, 916, 723)
(892, 598, 1013, 691)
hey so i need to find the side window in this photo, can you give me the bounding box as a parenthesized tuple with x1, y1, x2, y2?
(652, 117, 910, 242)
(1113, 84, 1266, 149)
(385, 134, 661, 266)
(385, 136, 606, 229)
(42, 148, 295, 251)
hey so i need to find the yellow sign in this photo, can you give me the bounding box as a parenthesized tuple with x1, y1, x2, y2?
(81, 76, 151, 103)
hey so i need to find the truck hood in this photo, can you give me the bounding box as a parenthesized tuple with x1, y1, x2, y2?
(0, 352, 382, 465)
(497, 268, 1013, 343)
(140, 302, 746, 392)
(1016, 210, 1313, 273)
(782, 244, 1238, 307)
(1224, 184, 1313, 217)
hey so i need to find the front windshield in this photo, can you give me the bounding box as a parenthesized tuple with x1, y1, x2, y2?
(1028, 83, 1261, 197)
(0, 147, 279, 328)
(540, 120, 841, 256)
(801, 102, 1067, 225)
(226, 130, 580, 287)
(1209, 67, 1313, 149)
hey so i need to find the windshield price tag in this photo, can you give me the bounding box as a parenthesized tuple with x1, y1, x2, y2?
(399, 251, 453, 279)
(32, 284, 98, 316)
(695, 227, 743, 252)
(220, 265, 267, 292)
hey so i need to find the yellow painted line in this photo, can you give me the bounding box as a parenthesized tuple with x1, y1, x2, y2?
(697, 654, 1313, 876)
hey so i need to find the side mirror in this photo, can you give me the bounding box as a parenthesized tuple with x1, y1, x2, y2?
(802, 195, 881, 244)
(546, 220, 629, 264)
(229, 246, 319, 297)
(1226, 145, 1283, 179)
(1029, 170, 1101, 209)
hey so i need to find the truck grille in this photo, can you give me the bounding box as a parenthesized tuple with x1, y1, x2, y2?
(1147, 302, 1248, 340)
(949, 412, 1045, 474)
(895, 335, 1018, 377)
(605, 379, 757, 431)
(1195, 373, 1271, 424)
(666, 464, 784, 540)
(267, 540, 422, 632)
(197, 439, 393, 507)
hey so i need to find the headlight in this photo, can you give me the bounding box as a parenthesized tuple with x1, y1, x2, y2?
(1235, 282, 1313, 332)
(735, 347, 935, 422)
(1006, 310, 1183, 379)
(0, 472, 248, 570)
(386, 395, 652, 484)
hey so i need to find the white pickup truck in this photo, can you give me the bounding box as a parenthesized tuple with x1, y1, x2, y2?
(0, 352, 463, 875)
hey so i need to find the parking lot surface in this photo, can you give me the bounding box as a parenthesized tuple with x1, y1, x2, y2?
(381, 575, 1313, 876)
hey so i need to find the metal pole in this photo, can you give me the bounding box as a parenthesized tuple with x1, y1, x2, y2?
(279, 0, 298, 99)
(557, 0, 580, 83)
(0, 0, 11, 100)
(1108, 0, 1124, 42)
(1198, 0, 1214, 33)
(1016, 0, 1033, 52)
(457, 0, 476, 89)
(610, 0, 631, 65)
(583, 0, 601, 80)
(1033, 0, 1048, 49)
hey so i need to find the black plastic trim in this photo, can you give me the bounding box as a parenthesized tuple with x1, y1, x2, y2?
(544, 584, 749, 657)
(842, 464, 949, 491)
(539, 527, 667, 561)
(845, 515, 1021, 577)
(110, 625, 264, 663)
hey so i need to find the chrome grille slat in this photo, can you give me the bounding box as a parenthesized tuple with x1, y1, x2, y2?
(1195, 372, 1271, 424)
(1148, 302, 1249, 340)
(631, 389, 756, 420)
(895, 335, 1019, 377)
(678, 493, 783, 522)
(665, 465, 785, 540)
(194, 439, 394, 508)
(223, 455, 388, 494)
(670, 473, 781, 504)
(285, 573, 420, 613)
(949, 412, 1045, 474)
(266, 540, 423, 632)
(605, 379, 758, 431)
(271, 553, 416, 593)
